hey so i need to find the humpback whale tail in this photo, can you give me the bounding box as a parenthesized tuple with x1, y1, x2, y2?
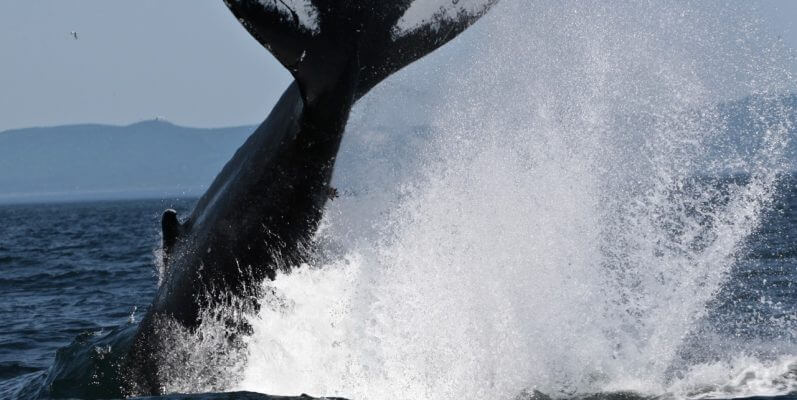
(224, 0, 497, 107)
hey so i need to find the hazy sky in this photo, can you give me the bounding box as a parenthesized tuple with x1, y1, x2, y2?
(1, 1, 796, 132)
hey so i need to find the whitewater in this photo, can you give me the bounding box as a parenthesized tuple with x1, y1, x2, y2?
(158, 1, 797, 399)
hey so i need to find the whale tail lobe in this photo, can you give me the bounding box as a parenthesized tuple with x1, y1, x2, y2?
(224, 0, 497, 106)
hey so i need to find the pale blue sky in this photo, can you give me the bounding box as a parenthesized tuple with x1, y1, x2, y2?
(0, 1, 796, 132)
(0, 1, 290, 132)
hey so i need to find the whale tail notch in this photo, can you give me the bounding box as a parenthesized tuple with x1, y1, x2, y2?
(224, 0, 497, 106)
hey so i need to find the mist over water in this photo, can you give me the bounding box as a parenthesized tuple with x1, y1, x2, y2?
(226, 1, 796, 399)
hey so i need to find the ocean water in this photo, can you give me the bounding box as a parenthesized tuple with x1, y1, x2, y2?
(3, 1, 797, 399)
(0, 179, 795, 399)
(0, 199, 192, 398)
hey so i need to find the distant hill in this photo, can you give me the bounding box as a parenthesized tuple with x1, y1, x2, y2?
(0, 120, 255, 203)
(1, 93, 796, 204)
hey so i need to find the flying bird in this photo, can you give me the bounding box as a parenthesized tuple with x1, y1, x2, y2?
(70, 31, 78, 40)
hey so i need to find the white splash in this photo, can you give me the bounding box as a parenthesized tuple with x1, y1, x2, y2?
(669, 356, 797, 399)
(232, 1, 795, 399)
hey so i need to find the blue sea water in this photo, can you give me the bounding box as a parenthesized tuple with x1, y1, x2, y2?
(0, 199, 194, 398)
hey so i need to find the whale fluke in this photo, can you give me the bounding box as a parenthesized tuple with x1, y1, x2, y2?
(224, 0, 498, 105)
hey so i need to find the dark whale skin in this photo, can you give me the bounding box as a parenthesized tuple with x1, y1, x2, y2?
(124, 80, 353, 394)
(148, 81, 347, 326)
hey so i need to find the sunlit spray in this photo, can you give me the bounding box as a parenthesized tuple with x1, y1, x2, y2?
(233, 1, 795, 399)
